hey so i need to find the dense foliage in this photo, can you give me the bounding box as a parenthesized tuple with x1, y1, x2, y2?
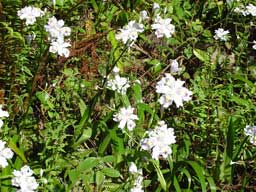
(1, 0, 256, 191)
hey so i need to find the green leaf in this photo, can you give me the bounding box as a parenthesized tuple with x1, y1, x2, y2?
(69, 169, 80, 183)
(173, 175, 181, 192)
(8, 141, 27, 163)
(193, 48, 210, 63)
(152, 160, 167, 191)
(132, 83, 142, 104)
(99, 134, 111, 155)
(179, 168, 192, 189)
(220, 116, 239, 183)
(101, 167, 120, 178)
(90, 0, 99, 12)
(73, 128, 92, 147)
(109, 129, 125, 155)
(35, 91, 54, 110)
(78, 98, 87, 117)
(233, 75, 255, 88)
(107, 31, 118, 49)
(96, 171, 105, 187)
(206, 176, 217, 192)
(77, 157, 99, 171)
(186, 161, 207, 192)
(230, 95, 251, 108)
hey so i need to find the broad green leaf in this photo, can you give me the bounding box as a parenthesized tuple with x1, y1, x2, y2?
(107, 31, 118, 49)
(73, 128, 92, 147)
(132, 83, 142, 104)
(96, 171, 105, 187)
(8, 141, 27, 163)
(68, 169, 80, 183)
(36, 91, 54, 110)
(193, 48, 210, 63)
(109, 129, 125, 155)
(77, 157, 99, 171)
(101, 167, 120, 178)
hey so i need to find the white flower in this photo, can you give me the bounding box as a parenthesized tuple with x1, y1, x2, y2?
(244, 125, 256, 145)
(234, 6, 249, 16)
(153, 3, 160, 11)
(49, 39, 71, 57)
(45, 16, 71, 57)
(45, 16, 71, 41)
(0, 140, 14, 168)
(113, 66, 120, 73)
(106, 74, 130, 94)
(17, 6, 45, 25)
(253, 41, 256, 50)
(12, 165, 38, 192)
(213, 28, 230, 41)
(129, 163, 143, 191)
(116, 20, 144, 45)
(113, 106, 138, 131)
(170, 59, 181, 73)
(129, 162, 142, 174)
(140, 121, 176, 160)
(130, 175, 144, 192)
(156, 73, 192, 108)
(129, 162, 138, 174)
(140, 10, 149, 21)
(0, 105, 9, 118)
(151, 14, 175, 38)
(246, 4, 256, 16)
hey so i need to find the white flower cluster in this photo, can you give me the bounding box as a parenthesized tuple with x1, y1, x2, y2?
(113, 106, 138, 131)
(116, 20, 144, 46)
(45, 16, 71, 57)
(116, 3, 176, 45)
(17, 6, 45, 25)
(106, 67, 130, 94)
(244, 125, 256, 145)
(151, 14, 175, 38)
(0, 105, 9, 129)
(129, 162, 144, 192)
(156, 73, 192, 108)
(140, 121, 176, 160)
(0, 140, 13, 168)
(214, 28, 230, 41)
(234, 4, 256, 16)
(12, 165, 39, 192)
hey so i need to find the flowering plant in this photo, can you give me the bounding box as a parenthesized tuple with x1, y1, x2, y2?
(1, 0, 256, 191)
